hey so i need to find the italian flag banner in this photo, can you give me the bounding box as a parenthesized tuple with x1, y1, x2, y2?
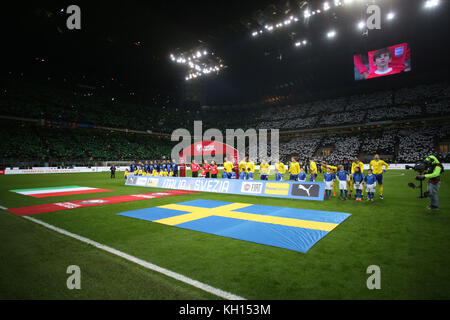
(10, 186, 113, 198)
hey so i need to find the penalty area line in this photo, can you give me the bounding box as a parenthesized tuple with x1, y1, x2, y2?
(0, 204, 244, 300)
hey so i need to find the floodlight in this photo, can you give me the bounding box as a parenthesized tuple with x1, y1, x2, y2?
(357, 21, 365, 29)
(327, 30, 336, 38)
(386, 12, 395, 20)
(425, 0, 439, 8)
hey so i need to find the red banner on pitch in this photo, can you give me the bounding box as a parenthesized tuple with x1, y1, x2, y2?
(9, 190, 197, 216)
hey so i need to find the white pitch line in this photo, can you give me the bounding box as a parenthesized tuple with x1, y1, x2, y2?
(0, 205, 8, 211)
(20, 215, 245, 300)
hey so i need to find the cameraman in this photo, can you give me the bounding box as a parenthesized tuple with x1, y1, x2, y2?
(417, 155, 444, 211)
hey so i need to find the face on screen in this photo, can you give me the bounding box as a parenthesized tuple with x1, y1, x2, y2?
(354, 43, 411, 81)
(374, 52, 392, 72)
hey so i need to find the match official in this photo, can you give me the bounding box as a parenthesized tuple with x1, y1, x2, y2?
(110, 164, 116, 179)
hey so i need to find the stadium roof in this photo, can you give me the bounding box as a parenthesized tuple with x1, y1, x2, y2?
(4, 0, 450, 105)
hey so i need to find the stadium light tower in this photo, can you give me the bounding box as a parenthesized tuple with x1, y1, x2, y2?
(424, 0, 439, 8)
(327, 30, 336, 38)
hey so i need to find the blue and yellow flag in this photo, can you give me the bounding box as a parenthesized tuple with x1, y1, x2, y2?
(118, 200, 350, 253)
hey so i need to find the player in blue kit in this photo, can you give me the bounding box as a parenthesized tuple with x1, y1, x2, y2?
(336, 165, 350, 200)
(364, 169, 377, 201)
(171, 160, 178, 177)
(298, 168, 307, 182)
(352, 166, 365, 202)
(149, 161, 154, 174)
(130, 161, 137, 174)
(323, 167, 336, 199)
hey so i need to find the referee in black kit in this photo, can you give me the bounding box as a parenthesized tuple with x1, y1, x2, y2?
(110, 164, 116, 178)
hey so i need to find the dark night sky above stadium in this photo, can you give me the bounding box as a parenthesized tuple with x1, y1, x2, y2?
(3, 0, 450, 105)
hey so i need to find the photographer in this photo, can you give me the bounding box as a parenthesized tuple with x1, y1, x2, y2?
(417, 155, 444, 211)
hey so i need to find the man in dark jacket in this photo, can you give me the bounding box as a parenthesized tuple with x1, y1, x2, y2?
(110, 164, 117, 179)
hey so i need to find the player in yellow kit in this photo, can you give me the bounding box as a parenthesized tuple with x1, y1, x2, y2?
(238, 159, 247, 177)
(289, 157, 301, 181)
(309, 157, 318, 182)
(321, 161, 338, 196)
(275, 159, 286, 181)
(223, 157, 234, 179)
(259, 160, 270, 180)
(245, 156, 255, 180)
(350, 158, 364, 198)
(369, 154, 389, 199)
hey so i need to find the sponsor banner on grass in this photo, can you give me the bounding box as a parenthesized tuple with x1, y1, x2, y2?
(8, 190, 198, 216)
(10, 186, 113, 198)
(0, 170, 4, 175)
(126, 175, 325, 201)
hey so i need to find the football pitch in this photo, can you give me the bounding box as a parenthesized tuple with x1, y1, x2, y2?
(0, 171, 449, 300)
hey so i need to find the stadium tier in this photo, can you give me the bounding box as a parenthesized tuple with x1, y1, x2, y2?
(0, 119, 173, 167)
(2, 78, 448, 135)
(1, 80, 449, 167)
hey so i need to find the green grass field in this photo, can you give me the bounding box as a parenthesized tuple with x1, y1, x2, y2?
(1, 170, 449, 300)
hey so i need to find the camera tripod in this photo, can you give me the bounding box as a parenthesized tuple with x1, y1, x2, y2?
(408, 178, 427, 199)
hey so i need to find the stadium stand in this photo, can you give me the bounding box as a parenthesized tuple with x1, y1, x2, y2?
(0, 119, 173, 167)
(1, 80, 449, 167)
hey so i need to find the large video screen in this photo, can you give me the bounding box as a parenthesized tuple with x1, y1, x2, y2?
(354, 43, 411, 80)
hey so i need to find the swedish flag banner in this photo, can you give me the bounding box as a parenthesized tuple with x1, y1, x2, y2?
(126, 175, 326, 201)
(118, 200, 350, 253)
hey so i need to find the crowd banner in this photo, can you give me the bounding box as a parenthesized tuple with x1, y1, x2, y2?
(125, 175, 326, 201)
